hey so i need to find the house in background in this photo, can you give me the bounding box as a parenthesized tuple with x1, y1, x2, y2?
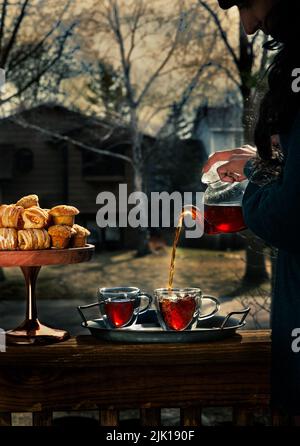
(0, 103, 143, 249)
(0, 103, 245, 252)
(193, 105, 244, 156)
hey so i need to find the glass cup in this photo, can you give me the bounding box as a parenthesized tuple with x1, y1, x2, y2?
(97, 287, 152, 329)
(154, 288, 220, 331)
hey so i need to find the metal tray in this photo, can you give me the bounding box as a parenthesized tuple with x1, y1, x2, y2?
(77, 305, 250, 344)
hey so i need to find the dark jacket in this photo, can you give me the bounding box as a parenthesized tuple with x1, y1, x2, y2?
(242, 111, 300, 415)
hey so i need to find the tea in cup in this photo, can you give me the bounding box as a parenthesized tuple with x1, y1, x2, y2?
(154, 288, 219, 331)
(97, 287, 152, 329)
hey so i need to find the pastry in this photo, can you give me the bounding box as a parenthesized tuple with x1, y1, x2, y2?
(16, 194, 39, 209)
(0, 228, 18, 250)
(0, 205, 24, 229)
(22, 206, 49, 229)
(49, 205, 79, 226)
(0, 205, 9, 228)
(48, 225, 76, 249)
(71, 224, 91, 248)
(18, 229, 50, 250)
(43, 209, 53, 228)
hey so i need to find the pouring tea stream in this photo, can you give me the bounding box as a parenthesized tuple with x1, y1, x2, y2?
(168, 159, 248, 289)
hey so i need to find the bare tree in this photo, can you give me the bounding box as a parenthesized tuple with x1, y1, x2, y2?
(198, 0, 270, 285)
(80, 0, 216, 255)
(0, 0, 78, 281)
(0, 0, 78, 112)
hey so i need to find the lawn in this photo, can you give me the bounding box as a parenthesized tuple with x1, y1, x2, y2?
(0, 247, 271, 329)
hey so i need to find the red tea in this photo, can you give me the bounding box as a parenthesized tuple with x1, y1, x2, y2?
(105, 299, 134, 327)
(168, 204, 246, 289)
(204, 204, 246, 234)
(159, 295, 196, 331)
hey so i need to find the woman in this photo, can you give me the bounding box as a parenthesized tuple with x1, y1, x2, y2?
(203, 0, 300, 416)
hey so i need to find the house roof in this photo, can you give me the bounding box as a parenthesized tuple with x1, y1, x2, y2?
(0, 103, 124, 133)
(0, 103, 156, 144)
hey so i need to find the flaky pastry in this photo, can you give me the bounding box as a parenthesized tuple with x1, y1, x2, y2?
(0, 228, 18, 250)
(16, 194, 39, 209)
(18, 229, 50, 250)
(0, 205, 24, 229)
(22, 206, 49, 229)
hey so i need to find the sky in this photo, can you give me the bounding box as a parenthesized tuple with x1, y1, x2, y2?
(0, 0, 249, 136)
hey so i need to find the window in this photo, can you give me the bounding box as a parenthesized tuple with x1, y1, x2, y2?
(14, 148, 34, 174)
(82, 145, 126, 177)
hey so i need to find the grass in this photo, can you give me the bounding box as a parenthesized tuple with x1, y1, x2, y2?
(0, 247, 268, 300)
(0, 247, 271, 328)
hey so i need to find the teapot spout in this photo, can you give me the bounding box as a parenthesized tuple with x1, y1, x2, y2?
(181, 205, 204, 225)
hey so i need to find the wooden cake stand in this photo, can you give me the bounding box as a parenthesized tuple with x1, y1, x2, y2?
(0, 245, 94, 345)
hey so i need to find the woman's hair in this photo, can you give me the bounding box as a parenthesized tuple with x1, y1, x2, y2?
(254, 1, 300, 170)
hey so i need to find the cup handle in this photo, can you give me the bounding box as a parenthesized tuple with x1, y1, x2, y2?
(77, 302, 99, 327)
(138, 292, 153, 314)
(198, 295, 220, 320)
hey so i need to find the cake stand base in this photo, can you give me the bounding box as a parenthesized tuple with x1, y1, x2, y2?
(6, 319, 70, 345)
(0, 245, 94, 346)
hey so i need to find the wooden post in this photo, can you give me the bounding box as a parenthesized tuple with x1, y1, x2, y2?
(32, 411, 52, 426)
(140, 408, 161, 426)
(0, 412, 11, 426)
(272, 410, 290, 426)
(100, 409, 119, 426)
(233, 407, 252, 426)
(180, 407, 202, 426)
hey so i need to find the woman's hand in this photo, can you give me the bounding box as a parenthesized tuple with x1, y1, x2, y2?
(202, 145, 257, 183)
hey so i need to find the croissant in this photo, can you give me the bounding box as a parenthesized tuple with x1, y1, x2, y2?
(22, 206, 49, 229)
(0, 228, 18, 250)
(0, 205, 24, 229)
(18, 229, 51, 250)
(16, 194, 39, 209)
(43, 209, 53, 228)
(0, 205, 9, 228)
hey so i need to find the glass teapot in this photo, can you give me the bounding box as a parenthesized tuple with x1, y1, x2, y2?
(201, 160, 248, 235)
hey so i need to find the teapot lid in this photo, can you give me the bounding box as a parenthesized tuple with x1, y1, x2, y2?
(202, 161, 248, 205)
(202, 161, 226, 185)
(202, 161, 239, 191)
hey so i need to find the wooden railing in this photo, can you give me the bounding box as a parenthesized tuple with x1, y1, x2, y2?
(0, 330, 287, 426)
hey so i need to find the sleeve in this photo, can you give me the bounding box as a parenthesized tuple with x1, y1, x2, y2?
(243, 158, 257, 180)
(242, 111, 300, 253)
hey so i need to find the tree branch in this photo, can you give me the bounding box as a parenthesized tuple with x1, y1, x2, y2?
(136, 16, 182, 107)
(107, 0, 136, 107)
(0, 0, 8, 54)
(126, 1, 144, 65)
(7, 0, 74, 73)
(0, 0, 30, 67)
(198, 0, 240, 69)
(10, 116, 133, 165)
(211, 62, 240, 88)
(0, 23, 76, 106)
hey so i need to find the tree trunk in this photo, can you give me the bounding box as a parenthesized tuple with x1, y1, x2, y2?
(134, 168, 150, 257)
